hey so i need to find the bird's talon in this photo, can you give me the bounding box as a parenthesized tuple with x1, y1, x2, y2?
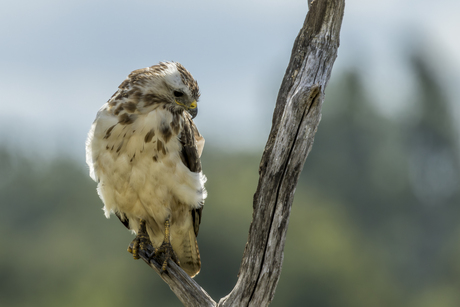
(128, 219, 152, 260)
(161, 260, 168, 273)
(152, 238, 180, 273)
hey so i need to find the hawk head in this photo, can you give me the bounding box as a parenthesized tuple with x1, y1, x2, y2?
(111, 62, 201, 118)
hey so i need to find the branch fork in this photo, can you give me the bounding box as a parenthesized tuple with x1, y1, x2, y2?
(135, 1, 345, 306)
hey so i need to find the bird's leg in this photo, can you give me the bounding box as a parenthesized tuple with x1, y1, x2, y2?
(153, 219, 180, 273)
(127, 219, 153, 260)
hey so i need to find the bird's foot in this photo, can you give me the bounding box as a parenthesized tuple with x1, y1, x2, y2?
(150, 219, 180, 273)
(127, 219, 153, 260)
(153, 240, 180, 273)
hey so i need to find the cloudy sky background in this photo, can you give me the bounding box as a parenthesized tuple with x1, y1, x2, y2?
(1, 0, 459, 161)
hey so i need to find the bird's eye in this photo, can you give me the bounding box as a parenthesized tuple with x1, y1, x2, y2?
(173, 91, 183, 97)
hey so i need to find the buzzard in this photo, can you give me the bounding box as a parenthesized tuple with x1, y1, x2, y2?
(85, 62, 206, 277)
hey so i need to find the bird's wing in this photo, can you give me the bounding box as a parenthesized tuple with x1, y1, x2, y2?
(179, 113, 205, 237)
(115, 212, 130, 230)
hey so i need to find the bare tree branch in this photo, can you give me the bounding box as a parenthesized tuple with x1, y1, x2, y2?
(137, 0, 345, 306)
(137, 250, 216, 307)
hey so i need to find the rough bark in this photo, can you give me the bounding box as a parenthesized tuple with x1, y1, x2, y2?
(136, 250, 215, 307)
(136, 0, 345, 306)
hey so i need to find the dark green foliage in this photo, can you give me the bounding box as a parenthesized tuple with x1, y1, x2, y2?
(1, 53, 459, 306)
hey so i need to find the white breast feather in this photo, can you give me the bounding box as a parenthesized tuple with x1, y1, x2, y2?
(86, 105, 206, 244)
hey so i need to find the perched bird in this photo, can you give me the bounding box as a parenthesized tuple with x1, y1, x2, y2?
(86, 62, 206, 277)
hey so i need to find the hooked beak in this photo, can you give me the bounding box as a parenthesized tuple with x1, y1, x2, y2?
(188, 106, 198, 119)
(175, 100, 198, 119)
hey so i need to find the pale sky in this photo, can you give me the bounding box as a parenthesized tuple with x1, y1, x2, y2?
(1, 0, 459, 160)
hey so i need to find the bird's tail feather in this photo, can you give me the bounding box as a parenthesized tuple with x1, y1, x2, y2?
(172, 229, 201, 277)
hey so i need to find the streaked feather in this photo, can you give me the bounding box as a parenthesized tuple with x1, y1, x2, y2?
(86, 62, 206, 277)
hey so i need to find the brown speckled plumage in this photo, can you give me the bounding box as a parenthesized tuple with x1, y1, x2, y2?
(86, 62, 206, 277)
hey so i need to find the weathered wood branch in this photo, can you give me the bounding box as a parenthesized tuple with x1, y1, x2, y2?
(137, 250, 216, 307)
(137, 0, 345, 306)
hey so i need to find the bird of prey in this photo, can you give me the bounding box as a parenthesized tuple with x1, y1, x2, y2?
(85, 62, 206, 277)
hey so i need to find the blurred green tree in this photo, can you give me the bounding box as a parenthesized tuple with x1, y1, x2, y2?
(1, 52, 459, 307)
